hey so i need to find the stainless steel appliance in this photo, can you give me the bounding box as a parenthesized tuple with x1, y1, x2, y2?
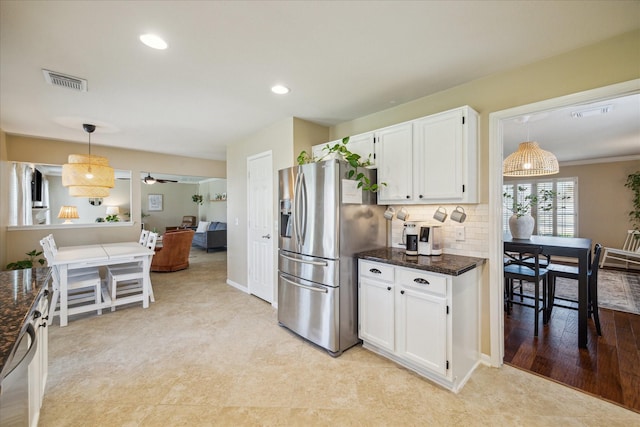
(418, 225, 443, 256)
(278, 159, 386, 356)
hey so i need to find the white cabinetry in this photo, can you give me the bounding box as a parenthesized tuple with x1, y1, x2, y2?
(376, 123, 413, 203)
(312, 132, 376, 164)
(28, 287, 49, 427)
(358, 259, 480, 393)
(377, 106, 478, 205)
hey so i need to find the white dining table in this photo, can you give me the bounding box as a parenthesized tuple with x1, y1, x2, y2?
(50, 242, 155, 327)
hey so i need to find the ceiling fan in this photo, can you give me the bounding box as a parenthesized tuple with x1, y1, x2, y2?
(142, 172, 178, 185)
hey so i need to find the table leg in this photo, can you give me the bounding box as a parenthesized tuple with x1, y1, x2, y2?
(578, 252, 589, 348)
(142, 256, 150, 308)
(60, 265, 68, 327)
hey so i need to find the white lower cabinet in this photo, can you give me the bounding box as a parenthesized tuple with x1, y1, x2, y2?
(358, 259, 479, 393)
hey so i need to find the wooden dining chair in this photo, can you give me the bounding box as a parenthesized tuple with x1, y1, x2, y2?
(547, 243, 603, 335)
(107, 232, 158, 310)
(504, 244, 550, 336)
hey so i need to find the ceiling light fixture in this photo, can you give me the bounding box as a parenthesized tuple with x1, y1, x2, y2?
(271, 85, 290, 95)
(140, 34, 168, 50)
(503, 141, 559, 177)
(570, 105, 613, 118)
(62, 124, 115, 197)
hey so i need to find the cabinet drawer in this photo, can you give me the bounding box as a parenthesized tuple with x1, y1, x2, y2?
(396, 268, 447, 297)
(359, 260, 394, 282)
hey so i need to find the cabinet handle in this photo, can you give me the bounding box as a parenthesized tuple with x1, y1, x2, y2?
(387, 286, 392, 291)
(401, 290, 405, 295)
(419, 195, 423, 199)
(369, 268, 382, 274)
(414, 278, 430, 285)
(406, 195, 410, 199)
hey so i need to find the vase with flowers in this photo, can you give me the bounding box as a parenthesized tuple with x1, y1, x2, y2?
(503, 186, 557, 239)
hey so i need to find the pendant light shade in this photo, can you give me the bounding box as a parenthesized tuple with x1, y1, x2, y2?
(62, 124, 115, 197)
(503, 141, 559, 177)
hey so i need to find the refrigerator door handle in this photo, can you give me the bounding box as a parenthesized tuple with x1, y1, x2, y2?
(293, 170, 302, 248)
(280, 274, 328, 293)
(298, 170, 307, 245)
(281, 254, 328, 266)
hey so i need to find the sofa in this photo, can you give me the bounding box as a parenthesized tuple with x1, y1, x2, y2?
(151, 229, 195, 272)
(192, 221, 227, 252)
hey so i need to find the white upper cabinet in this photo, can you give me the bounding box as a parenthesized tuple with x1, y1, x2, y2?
(311, 132, 375, 164)
(376, 122, 413, 203)
(377, 106, 479, 205)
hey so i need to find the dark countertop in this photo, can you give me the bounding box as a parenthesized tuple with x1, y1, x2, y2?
(0, 268, 50, 377)
(355, 247, 486, 276)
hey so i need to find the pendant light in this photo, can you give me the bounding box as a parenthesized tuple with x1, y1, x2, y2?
(62, 123, 115, 197)
(503, 116, 559, 177)
(502, 141, 559, 176)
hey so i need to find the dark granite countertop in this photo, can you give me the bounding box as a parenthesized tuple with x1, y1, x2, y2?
(356, 247, 486, 276)
(0, 268, 50, 377)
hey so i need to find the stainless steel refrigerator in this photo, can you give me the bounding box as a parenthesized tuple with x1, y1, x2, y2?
(277, 159, 386, 356)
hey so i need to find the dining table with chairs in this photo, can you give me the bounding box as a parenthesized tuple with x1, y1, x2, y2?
(504, 233, 593, 348)
(46, 240, 155, 327)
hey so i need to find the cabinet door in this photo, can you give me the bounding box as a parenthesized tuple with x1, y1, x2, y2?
(348, 132, 375, 165)
(359, 277, 395, 352)
(413, 109, 464, 201)
(376, 122, 413, 204)
(397, 286, 447, 376)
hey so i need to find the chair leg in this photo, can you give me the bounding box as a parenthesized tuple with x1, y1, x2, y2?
(95, 282, 102, 315)
(589, 280, 602, 336)
(534, 280, 539, 337)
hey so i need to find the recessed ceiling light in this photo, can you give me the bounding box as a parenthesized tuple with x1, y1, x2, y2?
(271, 85, 290, 95)
(140, 34, 168, 50)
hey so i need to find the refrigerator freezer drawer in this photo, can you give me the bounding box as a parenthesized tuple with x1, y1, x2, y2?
(279, 250, 338, 287)
(278, 273, 339, 354)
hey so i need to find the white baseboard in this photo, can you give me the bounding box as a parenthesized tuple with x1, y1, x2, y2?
(226, 279, 248, 293)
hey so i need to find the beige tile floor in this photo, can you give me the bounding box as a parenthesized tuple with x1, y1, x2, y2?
(40, 251, 639, 426)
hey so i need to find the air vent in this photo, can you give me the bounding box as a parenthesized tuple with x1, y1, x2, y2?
(42, 69, 87, 92)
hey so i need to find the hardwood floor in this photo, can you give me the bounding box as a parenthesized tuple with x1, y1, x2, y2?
(504, 303, 640, 413)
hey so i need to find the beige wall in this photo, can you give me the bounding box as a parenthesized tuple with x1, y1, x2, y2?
(226, 117, 328, 291)
(140, 182, 199, 233)
(1, 133, 225, 266)
(327, 30, 640, 356)
(199, 179, 228, 223)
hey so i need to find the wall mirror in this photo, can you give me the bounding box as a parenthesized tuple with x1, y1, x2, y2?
(8, 162, 132, 227)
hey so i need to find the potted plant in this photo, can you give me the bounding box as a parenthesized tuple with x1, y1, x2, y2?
(192, 194, 204, 205)
(296, 137, 385, 193)
(503, 186, 557, 239)
(625, 171, 640, 231)
(6, 249, 46, 270)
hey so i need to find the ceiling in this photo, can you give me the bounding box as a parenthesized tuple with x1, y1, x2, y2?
(1, 1, 639, 162)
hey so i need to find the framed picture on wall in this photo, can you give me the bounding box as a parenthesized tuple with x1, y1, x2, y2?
(148, 194, 163, 211)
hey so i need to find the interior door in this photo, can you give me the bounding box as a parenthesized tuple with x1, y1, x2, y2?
(247, 151, 274, 303)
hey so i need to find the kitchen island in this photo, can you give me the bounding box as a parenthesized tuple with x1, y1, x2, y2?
(355, 248, 485, 393)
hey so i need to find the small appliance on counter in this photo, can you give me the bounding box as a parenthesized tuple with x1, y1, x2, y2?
(403, 222, 419, 255)
(418, 225, 443, 256)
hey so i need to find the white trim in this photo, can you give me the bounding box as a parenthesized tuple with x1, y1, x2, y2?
(560, 154, 640, 167)
(488, 78, 640, 368)
(226, 279, 249, 293)
(7, 221, 136, 231)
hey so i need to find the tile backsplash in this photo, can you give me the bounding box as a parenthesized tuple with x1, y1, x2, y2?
(389, 204, 489, 259)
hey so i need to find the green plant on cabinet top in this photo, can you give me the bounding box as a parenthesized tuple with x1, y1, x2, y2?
(297, 137, 385, 193)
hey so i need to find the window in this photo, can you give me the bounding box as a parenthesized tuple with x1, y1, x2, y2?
(503, 177, 577, 237)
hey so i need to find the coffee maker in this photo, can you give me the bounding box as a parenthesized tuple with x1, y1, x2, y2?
(418, 225, 443, 256)
(403, 222, 419, 256)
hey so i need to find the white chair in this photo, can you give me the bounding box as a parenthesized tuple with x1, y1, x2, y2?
(40, 237, 103, 321)
(600, 230, 640, 269)
(107, 232, 157, 311)
(138, 229, 150, 246)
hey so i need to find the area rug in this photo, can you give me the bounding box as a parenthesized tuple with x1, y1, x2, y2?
(522, 269, 640, 315)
